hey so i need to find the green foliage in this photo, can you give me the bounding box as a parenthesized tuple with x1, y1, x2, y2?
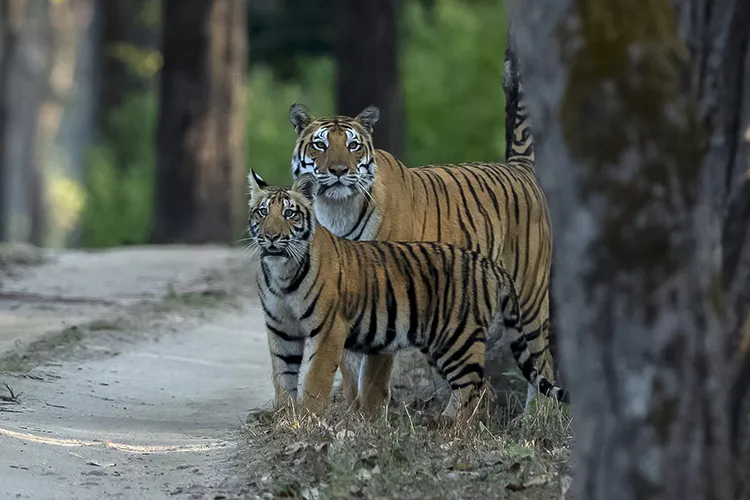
(246, 58, 334, 186)
(81, 93, 156, 247)
(80, 0, 507, 248)
(402, 0, 507, 166)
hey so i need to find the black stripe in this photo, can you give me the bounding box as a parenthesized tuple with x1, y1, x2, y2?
(309, 305, 335, 338)
(258, 292, 282, 324)
(440, 327, 484, 376)
(300, 286, 322, 319)
(267, 324, 297, 342)
(282, 254, 310, 293)
(275, 353, 303, 365)
(384, 272, 398, 347)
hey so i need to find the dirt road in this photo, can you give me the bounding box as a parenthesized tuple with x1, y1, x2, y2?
(0, 246, 272, 500)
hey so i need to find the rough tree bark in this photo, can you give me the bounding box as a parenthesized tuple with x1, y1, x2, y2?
(334, 0, 404, 157)
(506, 0, 748, 498)
(152, 0, 247, 244)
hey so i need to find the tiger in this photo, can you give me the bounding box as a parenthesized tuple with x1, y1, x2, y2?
(246, 171, 568, 422)
(286, 52, 554, 416)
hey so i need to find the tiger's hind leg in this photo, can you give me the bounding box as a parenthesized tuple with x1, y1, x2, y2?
(356, 352, 395, 418)
(340, 350, 363, 410)
(434, 333, 486, 425)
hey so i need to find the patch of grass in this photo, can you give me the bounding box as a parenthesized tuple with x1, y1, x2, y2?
(239, 393, 572, 500)
(153, 285, 234, 312)
(87, 319, 126, 332)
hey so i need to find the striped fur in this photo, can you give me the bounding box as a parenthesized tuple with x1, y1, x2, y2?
(246, 172, 567, 422)
(288, 98, 554, 414)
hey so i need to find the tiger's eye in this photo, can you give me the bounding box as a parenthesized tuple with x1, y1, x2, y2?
(348, 141, 361, 152)
(313, 141, 327, 151)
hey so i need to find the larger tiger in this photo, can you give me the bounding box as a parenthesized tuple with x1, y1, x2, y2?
(287, 54, 553, 415)
(246, 172, 567, 422)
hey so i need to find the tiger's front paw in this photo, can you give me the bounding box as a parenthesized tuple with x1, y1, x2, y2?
(300, 394, 330, 418)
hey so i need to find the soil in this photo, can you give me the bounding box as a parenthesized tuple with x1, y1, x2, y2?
(0, 244, 270, 500)
(0, 244, 573, 500)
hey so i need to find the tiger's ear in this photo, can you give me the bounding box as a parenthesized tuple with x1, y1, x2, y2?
(292, 174, 317, 202)
(289, 103, 314, 136)
(355, 105, 380, 133)
(247, 169, 268, 202)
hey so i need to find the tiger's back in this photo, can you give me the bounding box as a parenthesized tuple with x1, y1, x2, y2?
(333, 238, 562, 408)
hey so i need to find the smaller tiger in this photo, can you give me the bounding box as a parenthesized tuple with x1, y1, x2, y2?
(246, 170, 568, 422)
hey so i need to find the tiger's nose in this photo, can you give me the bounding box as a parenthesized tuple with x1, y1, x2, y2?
(330, 165, 348, 177)
(266, 233, 281, 244)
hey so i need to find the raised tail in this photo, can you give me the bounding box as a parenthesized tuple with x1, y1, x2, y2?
(503, 23, 535, 171)
(493, 275, 569, 404)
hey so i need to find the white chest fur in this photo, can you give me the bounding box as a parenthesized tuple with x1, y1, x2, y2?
(313, 195, 381, 241)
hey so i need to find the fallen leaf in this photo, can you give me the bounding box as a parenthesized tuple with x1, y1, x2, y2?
(284, 442, 306, 456)
(356, 468, 372, 481)
(301, 486, 319, 500)
(523, 475, 551, 488)
(452, 462, 473, 472)
(335, 429, 355, 440)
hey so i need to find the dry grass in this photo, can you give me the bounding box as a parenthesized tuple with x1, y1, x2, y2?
(238, 353, 573, 500)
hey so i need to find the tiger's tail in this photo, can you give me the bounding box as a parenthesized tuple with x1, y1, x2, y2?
(503, 23, 535, 171)
(492, 276, 569, 404)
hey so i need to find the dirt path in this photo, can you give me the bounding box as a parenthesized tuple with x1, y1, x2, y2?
(0, 246, 273, 500)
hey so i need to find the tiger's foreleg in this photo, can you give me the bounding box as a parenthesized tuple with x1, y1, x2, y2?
(267, 327, 305, 411)
(356, 352, 395, 419)
(300, 316, 347, 417)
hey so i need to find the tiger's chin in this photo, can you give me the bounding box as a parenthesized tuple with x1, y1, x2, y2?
(320, 184, 357, 201)
(260, 248, 289, 259)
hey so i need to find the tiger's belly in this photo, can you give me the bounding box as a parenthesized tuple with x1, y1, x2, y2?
(343, 324, 416, 355)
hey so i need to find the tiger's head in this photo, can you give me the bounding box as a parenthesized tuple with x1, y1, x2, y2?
(289, 103, 379, 201)
(246, 170, 318, 262)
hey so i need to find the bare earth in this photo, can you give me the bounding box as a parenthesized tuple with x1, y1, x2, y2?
(0, 244, 573, 500)
(0, 245, 270, 500)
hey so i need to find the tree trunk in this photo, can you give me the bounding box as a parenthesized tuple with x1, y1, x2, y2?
(0, 0, 53, 245)
(506, 0, 747, 498)
(334, 0, 404, 157)
(152, 0, 247, 244)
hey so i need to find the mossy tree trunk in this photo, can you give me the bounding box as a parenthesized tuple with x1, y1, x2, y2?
(507, 0, 750, 497)
(153, 0, 247, 244)
(334, 0, 404, 157)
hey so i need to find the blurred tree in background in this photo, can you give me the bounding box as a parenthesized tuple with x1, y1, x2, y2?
(1, 0, 507, 247)
(86, 0, 507, 247)
(335, 0, 404, 156)
(152, 0, 247, 244)
(98, 0, 159, 137)
(1, 0, 95, 247)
